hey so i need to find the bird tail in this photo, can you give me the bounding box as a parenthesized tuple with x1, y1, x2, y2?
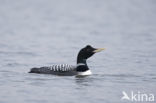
(29, 68, 40, 73)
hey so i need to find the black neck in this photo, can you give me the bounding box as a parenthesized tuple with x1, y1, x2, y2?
(77, 56, 87, 65)
(76, 56, 89, 72)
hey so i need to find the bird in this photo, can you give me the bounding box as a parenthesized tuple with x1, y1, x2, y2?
(29, 45, 105, 76)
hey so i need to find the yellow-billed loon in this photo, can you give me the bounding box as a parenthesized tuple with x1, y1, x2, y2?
(29, 45, 105, 76)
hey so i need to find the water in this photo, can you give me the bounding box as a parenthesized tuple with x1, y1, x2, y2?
(0, 0, 156, 103)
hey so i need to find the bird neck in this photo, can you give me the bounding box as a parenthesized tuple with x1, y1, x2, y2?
(76, 56, 89, 72)
(77, 57, 87, 66)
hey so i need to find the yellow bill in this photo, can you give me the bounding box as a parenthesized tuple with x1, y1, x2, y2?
(93, 48, 105, 53)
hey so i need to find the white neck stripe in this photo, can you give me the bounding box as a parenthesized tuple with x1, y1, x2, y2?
(77, 63, 86, 66)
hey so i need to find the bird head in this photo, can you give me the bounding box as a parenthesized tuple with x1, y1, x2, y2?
(77, 45, 105, 60)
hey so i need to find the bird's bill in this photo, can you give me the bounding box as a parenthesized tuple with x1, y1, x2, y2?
(93, 48, 105, 53)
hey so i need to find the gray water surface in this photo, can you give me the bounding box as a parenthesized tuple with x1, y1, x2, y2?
(0, 0, 156, 103)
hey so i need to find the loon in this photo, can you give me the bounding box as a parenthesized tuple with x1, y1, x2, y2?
(29, 45, 105, 76)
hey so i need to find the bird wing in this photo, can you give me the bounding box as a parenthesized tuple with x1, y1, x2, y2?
(44, 64, 76, 72)
(30, 64, 77, 76)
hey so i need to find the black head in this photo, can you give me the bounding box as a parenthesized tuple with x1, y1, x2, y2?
(77, 45, 105, 64)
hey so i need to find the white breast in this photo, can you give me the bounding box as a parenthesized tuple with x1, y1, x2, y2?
(77, 70, 92, 76)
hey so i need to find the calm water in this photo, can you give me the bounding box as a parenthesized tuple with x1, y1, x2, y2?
(0, 0, 156, 103)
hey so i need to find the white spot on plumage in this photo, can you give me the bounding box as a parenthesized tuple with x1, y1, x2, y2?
(55, 65, 58, 71)
(42, 64, 75, 73)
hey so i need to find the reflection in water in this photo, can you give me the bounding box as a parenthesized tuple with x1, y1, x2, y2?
(74, 76, 95, 89)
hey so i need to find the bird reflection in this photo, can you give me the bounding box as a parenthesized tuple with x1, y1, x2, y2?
(74, 76, 94, 89)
